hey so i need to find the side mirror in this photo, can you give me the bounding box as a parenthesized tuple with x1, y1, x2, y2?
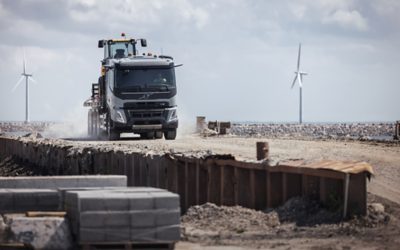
(141, 39, 147, 47)
(98, 40, 104, 48)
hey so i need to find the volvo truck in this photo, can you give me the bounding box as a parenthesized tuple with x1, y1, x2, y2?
(84, 34, 179, 140)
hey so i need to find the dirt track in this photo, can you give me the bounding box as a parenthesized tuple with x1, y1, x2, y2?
(71, 135, 400, 205)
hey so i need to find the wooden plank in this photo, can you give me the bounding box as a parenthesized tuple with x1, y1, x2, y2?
(207, 161, 221, 205)
(282, 173, 287, 203)
(177, 160, 187, 213)
(250, 169, 256, 208)
(26, 211, 66, 217)
(347, 172, 367, 216)
(234, 167, 239, 204)
(184, 161, 189, 210)
(237, 168, 251, 207)
(214, 159, 267, 170)
(266, 170, 271, 208)
(286, 173, 302, 200)
(269, 172, 283, 207)
(270, 165, 345, 180)
(220, 165, 224, 205)
(196, 160, 200, 205)
(320, 177, 327, 204)
(254, 169, 266, 210)
(302, 174, 307, 196)
(221, 164, 235, 206)
(186, 161, 197, 208)
(198, 162, 208, 205)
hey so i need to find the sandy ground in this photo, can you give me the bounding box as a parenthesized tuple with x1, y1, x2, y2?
(71, 135, 400, 204)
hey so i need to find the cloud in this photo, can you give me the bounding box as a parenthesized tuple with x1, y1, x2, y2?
(0, 0, 399, 122)
(323, 9, 368, 31)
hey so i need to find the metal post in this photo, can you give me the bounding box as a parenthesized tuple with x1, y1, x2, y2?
(25, 76, 29, 123)
(256, 142, 269, 161)
(299, 87, 302, 124)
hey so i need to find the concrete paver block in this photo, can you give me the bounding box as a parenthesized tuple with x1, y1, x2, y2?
(156, 225, 181, 241)
(64, 187, 181, 243)
(0, 189, 59, 213)
(130, 211, 156, 228)
(156, 209, 180, 226)
(0, 175, 127, 189)
(80, 211, 131, 228)
(153, 192, 180, 209)
(131, 228, 156, 242)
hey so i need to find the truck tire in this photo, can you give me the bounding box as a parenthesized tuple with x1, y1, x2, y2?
(107, 115, 120, 140)
(147, 132, 155, 139)
(155, 131, 163, 139)
(93, 110, 100, 138)
(88, 110, 93, 136)
(164, 129, 177, 140)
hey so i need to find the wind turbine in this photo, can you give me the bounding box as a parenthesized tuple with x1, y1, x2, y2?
(12, 50, 37, 123)
(291, 43, 307, 124)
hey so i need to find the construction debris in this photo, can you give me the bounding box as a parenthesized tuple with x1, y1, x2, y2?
(395, 121, 400, 140)
(196, 116, 231, 136)
(3, 213, 73, 250)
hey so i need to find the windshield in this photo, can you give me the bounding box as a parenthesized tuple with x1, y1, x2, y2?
(109, 42, 135, 58)
(115, 67, 176, 90)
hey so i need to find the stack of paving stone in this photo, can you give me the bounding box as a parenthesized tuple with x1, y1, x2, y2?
(65, 187, 181, 244)
(0, 176, 127, 213)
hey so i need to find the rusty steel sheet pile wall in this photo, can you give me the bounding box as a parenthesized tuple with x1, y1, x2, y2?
(0, 137, 369, 216)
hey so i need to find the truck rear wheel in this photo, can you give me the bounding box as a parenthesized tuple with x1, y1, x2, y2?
(88, 110, 93, 136)
(164, 129, 177, 140)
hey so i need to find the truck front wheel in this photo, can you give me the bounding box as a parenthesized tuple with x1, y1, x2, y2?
(164, 129, 177, 140)
(155, 131, 163, 139)
(107, 115, 120, 140)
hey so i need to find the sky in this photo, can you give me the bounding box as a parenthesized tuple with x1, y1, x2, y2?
(0, 0, 399, 123)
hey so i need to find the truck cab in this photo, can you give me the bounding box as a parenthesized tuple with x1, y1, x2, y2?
(86, 35, 179, 140)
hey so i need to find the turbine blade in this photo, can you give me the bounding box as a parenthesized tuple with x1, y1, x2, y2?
(298, 73, 303, 88)
(23, 48, 26, 74)
(297, 43, 301, 71)
(29, 77, 38, 85)
(12, 76, 25, 92)
(291, 74, 298, 89)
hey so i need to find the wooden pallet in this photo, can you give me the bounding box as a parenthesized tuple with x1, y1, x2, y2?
(0, 243, 32, 250)
(81, 242, 175, 250)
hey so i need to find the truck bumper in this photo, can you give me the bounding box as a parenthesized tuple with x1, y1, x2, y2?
(110, 106, 178, 133)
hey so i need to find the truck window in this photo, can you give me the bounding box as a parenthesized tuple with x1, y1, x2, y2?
(115, 68, 176, 90)
(109, 42, 134, 58)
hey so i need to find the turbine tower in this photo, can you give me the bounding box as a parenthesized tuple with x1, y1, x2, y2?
(291, 43, 307, 124)
(12, 50, 37, 123)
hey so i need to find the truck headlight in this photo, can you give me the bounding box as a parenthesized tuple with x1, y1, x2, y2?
(115, 110, 127, 124)
(167, 107, 178, 121)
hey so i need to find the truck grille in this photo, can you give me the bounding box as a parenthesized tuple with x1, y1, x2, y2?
(124, 102, 169, 109)
(129, 110, 164, 119)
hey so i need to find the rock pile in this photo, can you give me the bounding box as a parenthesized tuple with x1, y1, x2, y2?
(181, 197, 391, 241)
(182, 202, 280, 236)
(0, 122, 52, 133)
(231, 123, 395, 140)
